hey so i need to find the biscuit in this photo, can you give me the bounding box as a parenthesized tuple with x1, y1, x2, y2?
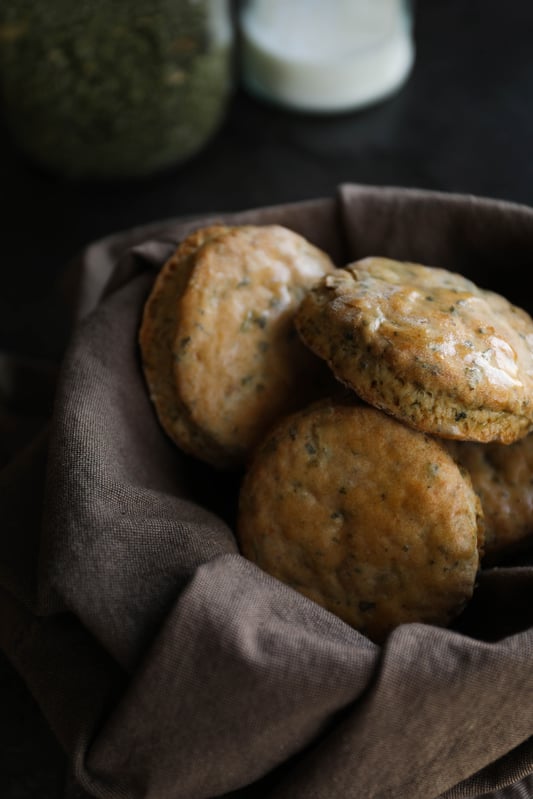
(444, 436, 533, 563)
(237, 398, 483, 643)
(173, 225, 336, 468)
(295, 257, 533, 444)
(139, 225, 234, 466)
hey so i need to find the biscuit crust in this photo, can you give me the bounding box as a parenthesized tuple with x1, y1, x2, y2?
(295, 257, 533, 443)
(444, 436, 533, 563)
(237, 399, 482, 643)
(173, 225, 336, 466)
(139, 225, 234, 466)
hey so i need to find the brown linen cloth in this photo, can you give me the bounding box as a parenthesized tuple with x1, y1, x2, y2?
(0, 184, 532, 799)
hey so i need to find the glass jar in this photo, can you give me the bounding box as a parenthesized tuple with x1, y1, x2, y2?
(239, 0, 415, 114)
(0, 1, 235, 179)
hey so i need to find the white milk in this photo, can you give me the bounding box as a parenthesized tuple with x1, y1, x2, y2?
(239, 0, 415, 112)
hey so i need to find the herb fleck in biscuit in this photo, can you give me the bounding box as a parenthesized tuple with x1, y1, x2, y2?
(444, 435, 533, 563)
(140, 224, 336, 469)
(295, 257, 533, 444)
(238, 398, 483, 643)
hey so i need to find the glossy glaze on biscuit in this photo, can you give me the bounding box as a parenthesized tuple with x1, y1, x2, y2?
(238, 399, 483, 643)
(173, 225, 336, 467)
(295, 257, 533, 443)
(444, 435, 533, 562)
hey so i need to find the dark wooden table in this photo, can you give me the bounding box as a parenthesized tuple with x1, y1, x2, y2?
(2, 1, 533, 796)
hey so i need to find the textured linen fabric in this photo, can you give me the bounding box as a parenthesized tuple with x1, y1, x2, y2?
(0, 185, 532, 799)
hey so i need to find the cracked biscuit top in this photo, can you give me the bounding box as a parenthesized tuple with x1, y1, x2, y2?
(295, 257, 533, 443)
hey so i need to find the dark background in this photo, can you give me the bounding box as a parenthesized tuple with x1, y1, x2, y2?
(2, 1, 533, 796)
(3, 0, 533, 363)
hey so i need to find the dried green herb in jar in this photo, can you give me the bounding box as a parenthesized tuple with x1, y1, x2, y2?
(0, 0, 234, 178)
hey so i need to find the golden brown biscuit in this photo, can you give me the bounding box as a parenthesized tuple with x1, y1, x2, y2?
(139, 225, 234, 466)
(295, 257, 533, 444)
(237, 398, 483, 643)
(173, 225, 336, 468)
(444, 436, 533, 563)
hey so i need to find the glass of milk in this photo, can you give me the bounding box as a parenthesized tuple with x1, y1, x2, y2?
(239, 0, 415, 113)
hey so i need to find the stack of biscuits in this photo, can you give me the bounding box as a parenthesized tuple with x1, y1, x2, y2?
(139, 224, 533, 643)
